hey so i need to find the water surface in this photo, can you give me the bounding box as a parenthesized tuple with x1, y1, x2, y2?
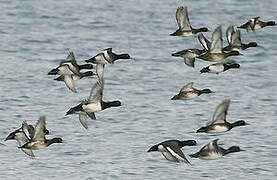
(0, 0, 277, 179)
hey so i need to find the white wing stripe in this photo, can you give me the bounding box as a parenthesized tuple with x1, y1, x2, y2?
(166, 147, 186, 162)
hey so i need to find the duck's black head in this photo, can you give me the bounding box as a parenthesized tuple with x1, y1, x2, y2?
(147, 145, 158, 152)
(180, 140, 197, 147)
(51, 137, 63, 144)
(266, 21, 276, 26)
(113, 100, 122, 106)
(200, 67, 210, 74)
(5, 132, 16, 141)
(82, 71, 96, 77)
(196, 126, 208, 133)
(66, 103, 83, 115)
(229, 51, 242, 56)
(117, 54, 131, 59)
(199, 27, 209, 32)
(201, 89, 213, 94)
(232, 120, 249, 127)
(227, 146, 243, 153)
(78, 63, 94, 70)
(248, 42, 258, 47)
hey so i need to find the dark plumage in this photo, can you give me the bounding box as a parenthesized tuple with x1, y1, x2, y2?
(223, 25, 257, 52)
(65, 64, 121, 129)
(147, 139, 196, 164)
(200, 60, 240, 74)
(48, 51, 95, 93)
(189, 139, 244, 160)
(171, 82, 213, 100)
(238, 17, 276, 31)
(18, 116, 62, 151)
(170, 7, 208, 37)
(172, 48, 206, 68)
(197, 26, 241, 62)
(48, 51, 93, 76)
(5, 121, 50, 157)
(85, 48, 131, 64)
(196, 99, 248, 133)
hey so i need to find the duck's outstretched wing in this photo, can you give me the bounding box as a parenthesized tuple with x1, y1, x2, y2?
(22, 121, 33, 140)
(208, 99, 230, 125)
(86, 112, 96, 120)
(32, 116, 46, 142)
(190, 139, 219, 158)
(96, 64, 105, 82)
(88, 81, 104, 102)
(184, 57, 195, 68)
(226, 25, 235, 45)
(63, 75, 77, 93)
(21, 148, 35, 157)
(198, 33, 211, 51)
(210, 26, 223, 53)
(79, 112, 88, 129)
(231, 30, 242, 46)
(66, 51, 76, 63)
(180, 82, 194, 93)
(176, 7, 191, 30)
(164, 144, 191, 164)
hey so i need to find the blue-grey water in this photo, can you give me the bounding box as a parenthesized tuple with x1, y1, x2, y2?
(0, 0, 276, 179)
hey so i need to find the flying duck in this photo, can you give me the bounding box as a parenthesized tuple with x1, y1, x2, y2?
(85, 48, 131, 64)
(48, 51, 93, 76)
(66, 64, 121, 129)
(171, 82, 213, 100)
(5, 120, 50, 157)
(48, 52, 96, 93)
(196, 99, 248, 133)
(223, 25, 257, 52)
(197, 26, 241, 62)
(171, 33, 210, 67)
(170, 7, 208, 36)
(172, 48, 206, 68)
(189, 139, 244, 160)
(238, 17, 276, 31)
(200, 60, 240, 74)
(147, 139, 196, 164)
(18, 116, 62, 150)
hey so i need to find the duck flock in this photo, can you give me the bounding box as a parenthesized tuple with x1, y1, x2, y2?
(4, 6, 276, 164)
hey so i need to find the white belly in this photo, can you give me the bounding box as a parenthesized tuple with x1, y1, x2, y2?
(83, 102, 102, 113)
(209, 125, 229, 133)
(209, 64, 224, 73)
(181, 31, 193, 37)
(184, 92, 198, 100)
(27, 141, 47, 150)
(231, 46, 242, 52)
(254, 24, 262, 30)
(199, 152, 222, 160)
